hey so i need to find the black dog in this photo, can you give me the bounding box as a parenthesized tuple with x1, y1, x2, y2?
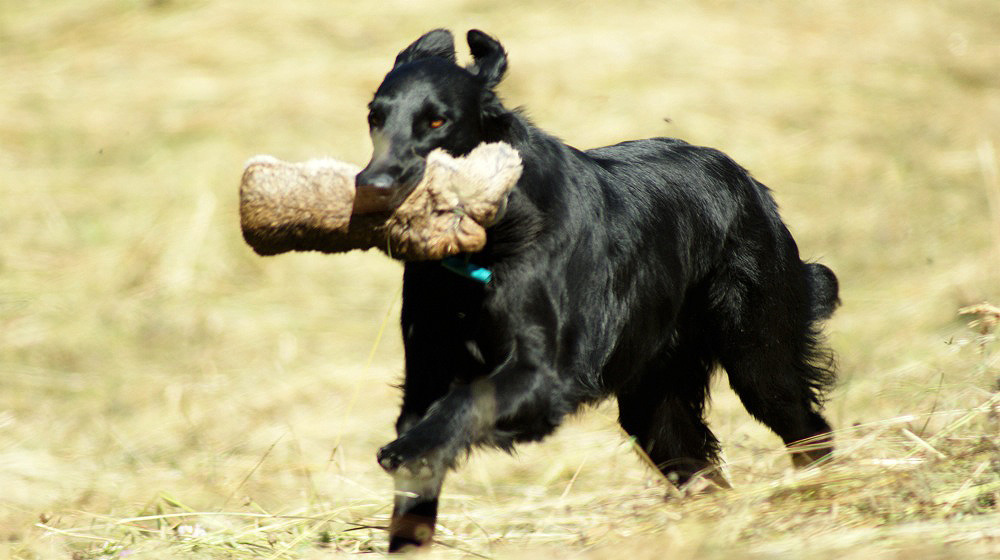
(355, 29, 839, 552)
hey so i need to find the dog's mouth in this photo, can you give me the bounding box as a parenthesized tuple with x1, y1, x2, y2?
(352, 183, 398, 214)
(353, 182, 423, 214)
(354, 170, 425, 214)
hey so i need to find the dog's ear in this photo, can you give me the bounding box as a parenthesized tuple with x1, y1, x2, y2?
(393, 29, 457, 69)
(466, 29, 507, 88)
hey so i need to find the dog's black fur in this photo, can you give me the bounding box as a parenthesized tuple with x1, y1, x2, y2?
(355, 29, 839, 552)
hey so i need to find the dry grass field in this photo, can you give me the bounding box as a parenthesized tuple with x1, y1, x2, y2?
(2, 0, 999, 558)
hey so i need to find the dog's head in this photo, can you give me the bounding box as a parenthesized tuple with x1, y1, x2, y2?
(355, 29, 509, 209)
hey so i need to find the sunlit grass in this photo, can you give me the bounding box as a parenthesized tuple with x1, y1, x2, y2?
(1, 0, 998, 558)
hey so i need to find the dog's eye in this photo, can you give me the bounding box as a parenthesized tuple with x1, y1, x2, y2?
(428, 118, 446, 129)
(368, 113, 383, 128)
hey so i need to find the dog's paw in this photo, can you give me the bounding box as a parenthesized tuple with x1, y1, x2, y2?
(377, 437, 439, 478)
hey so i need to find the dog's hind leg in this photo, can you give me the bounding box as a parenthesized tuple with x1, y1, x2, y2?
(715, 279, 836, 469)
(724, 355, 834, 468)
(616, 347, 729, 488)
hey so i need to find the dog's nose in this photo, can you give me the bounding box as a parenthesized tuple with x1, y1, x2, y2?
(355, 171, 395, 189)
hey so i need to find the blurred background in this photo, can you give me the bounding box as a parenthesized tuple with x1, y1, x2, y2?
(1, 0, 997, 558)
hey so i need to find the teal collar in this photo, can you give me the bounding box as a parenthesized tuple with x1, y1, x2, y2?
(441, 256, 492, 284)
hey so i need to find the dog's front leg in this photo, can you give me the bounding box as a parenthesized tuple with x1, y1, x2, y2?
(381, 378, 498, 551)
(388, 460, 445, 552)
(379, 360, 572, 549)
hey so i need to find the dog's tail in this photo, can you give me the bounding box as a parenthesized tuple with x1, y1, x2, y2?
(805, 262, 840, 321)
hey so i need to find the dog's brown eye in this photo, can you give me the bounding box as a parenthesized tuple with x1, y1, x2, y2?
(429, 118, 445, 129)
(368, 113, 383, 128)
